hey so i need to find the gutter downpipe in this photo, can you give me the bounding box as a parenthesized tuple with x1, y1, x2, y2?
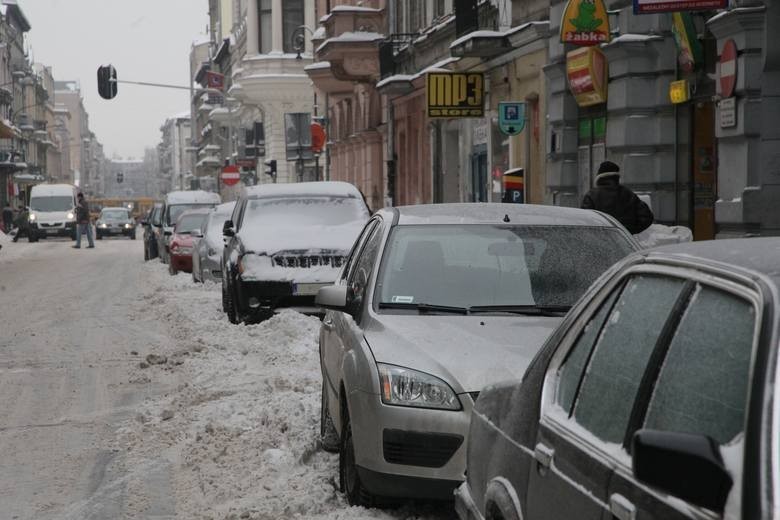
(673, 52, 679, 225)
(386, 0, 396, 206)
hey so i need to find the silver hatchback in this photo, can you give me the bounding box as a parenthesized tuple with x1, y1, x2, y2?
(316, 203, 639, 506)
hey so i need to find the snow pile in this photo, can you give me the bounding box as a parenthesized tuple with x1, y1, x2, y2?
(117, 263, 451, 519)
(635, 224, 693, 249)
(0, 232, 35, 263)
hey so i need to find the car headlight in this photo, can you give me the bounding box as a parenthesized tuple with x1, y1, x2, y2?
(28, 213, 36, 222)
(66, 212, 75, 220)
(98, 222, 107, 228)
(124, 223, 132, 229)
(378, 363, 461, 410)
(238, 254, 272, 279)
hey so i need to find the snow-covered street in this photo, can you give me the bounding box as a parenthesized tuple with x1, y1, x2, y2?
(0, 237, 454, 519)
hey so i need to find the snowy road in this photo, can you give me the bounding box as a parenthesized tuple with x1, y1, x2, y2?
(0, 234, 454, 519)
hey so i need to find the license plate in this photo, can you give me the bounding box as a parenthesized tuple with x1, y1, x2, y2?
(293, 283, 327, 296)
(46, 228, 59, 234)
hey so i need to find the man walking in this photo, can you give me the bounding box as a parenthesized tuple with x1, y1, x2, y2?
(581, 160, 654, 234)
(73, 192, 94, 249)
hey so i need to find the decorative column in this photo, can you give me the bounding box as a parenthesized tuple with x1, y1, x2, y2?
(272, 0, 284, 53)
(247, 0, 259, 55)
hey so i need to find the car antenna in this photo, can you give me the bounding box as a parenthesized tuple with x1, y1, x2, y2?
(503, 214, 511, 223)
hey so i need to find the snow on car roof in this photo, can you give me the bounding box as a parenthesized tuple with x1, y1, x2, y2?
(213, 201, 236, 214)
(165, 190, 221, 204)
(389, 203, 619, 228)
(242, 181, 363, 199)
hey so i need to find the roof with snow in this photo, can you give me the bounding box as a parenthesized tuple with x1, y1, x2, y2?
(243, 181, 363, 199)
(165, 190, 222, 205)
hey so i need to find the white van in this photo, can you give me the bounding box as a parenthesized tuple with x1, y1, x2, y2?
(156, 190, 221, 263)
(28, 184, 79, 241)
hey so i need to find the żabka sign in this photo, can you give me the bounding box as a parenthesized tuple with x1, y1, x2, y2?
(560, 0, 611, 46)
(633, 0, 727, 14)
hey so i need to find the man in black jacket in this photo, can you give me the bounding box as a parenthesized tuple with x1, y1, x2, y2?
(581, 160, 654, 234)
(73, 193, 94, 249)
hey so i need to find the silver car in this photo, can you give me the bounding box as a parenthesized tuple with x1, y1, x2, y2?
(192, 201, 235, 283)
(316, 203, 639, 506)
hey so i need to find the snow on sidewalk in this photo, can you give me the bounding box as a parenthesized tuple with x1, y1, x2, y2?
(118, 263, 452, 520)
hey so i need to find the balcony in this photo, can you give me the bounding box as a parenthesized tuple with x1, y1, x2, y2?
(304, 61, 354, 95)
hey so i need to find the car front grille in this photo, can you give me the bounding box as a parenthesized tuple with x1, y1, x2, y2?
(272, 254, 344, 269)
(383, 429, 463, 468)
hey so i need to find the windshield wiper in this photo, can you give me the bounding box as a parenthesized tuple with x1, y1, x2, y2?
(378, 302, 469, 315)
(467, 305, 571, 317)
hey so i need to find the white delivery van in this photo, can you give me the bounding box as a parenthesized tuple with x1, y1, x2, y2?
(157, 190, 221, 263)
(28, 184, 79, 241)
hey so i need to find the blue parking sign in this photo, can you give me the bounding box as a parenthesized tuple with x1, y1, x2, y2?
(498, 102, 526, 136)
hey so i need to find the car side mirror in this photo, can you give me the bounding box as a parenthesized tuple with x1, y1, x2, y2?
(164, 230, 172, 237)
(223, 220, 235, 237)
(632, 429, 732, 513)
(316, 285, 349, 312)
(192, 231, 203, 238)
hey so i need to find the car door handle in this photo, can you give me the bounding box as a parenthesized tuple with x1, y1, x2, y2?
(609, 493, 636, 520)
(533, 443, 554, 469)
(322, 317, 335, 330)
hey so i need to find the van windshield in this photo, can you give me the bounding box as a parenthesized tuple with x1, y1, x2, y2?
(30, 196, 73, 212)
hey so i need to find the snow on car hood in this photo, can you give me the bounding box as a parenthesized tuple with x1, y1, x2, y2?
(238, 221, 364, 255)
(363, 314, 561, 393)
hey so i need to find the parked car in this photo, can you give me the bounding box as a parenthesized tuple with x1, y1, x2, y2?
(193, 201, 235, 283)
(315, 203, 639, 506)
(158, 190, 221, 264)
(142, 203, 162, 261)
(455, 237, 780, 520)
(222, 181, 369, 324)
(95, 207, 135, 240)
(27, 183, 79, 241)
(168, 209, 210, 275)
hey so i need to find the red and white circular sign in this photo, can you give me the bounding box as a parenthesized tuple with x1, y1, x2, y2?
(720, 39, 738, 98)
(221, 165, 240, 186)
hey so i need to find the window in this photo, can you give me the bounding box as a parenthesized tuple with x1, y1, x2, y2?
(557, 288, 621, 414)
(258, 0, 272, 54)
(572, 275, 686, 444)
(433, 0, 447, 18)
(644, 285, 756, 444)
(348, 223, 383, 317)
(282, 0, 305, 53)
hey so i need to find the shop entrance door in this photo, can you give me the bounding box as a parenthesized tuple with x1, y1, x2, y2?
(471, 145, 488, 202)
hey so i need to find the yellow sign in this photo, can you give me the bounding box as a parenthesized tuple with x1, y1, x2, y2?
(426, 72, 485, 118)
(669, 79, 690, 104)
(566, 47, 608, 107)
(560, 0, 611, 46)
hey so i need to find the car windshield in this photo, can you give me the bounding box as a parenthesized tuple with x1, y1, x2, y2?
(242, 196, 368, 228)
(167, 204, 214, 226)
(376, 225, 634, 310)
(30, 196, 72, 212)
(176, 214, 207, 234)
(101, 209, 129, 220)
(207, 211, 232, 239)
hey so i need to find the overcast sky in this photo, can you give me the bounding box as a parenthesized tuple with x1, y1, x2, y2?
(22, 0, 209, 159)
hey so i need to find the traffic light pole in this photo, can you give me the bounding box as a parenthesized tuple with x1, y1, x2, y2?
(110, 79, 190, 91)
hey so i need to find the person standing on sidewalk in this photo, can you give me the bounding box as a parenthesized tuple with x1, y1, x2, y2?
(73, 193, 94, 249)
(2, 202, 13, 233)
(581, 160, 654, 234)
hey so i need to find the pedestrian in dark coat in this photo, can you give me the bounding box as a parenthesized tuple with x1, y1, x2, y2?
(581, 160, 654, 234)
(73, 193, 94, 248)
(11, 207, 30, 242)
(2, 202, 13, 233)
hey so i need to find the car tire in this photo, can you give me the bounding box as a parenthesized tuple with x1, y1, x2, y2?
(144, 245, 149, 261)
(28, 232, 38, 243)
(96, 233, 102, 240)
(221, 278, 228, 313)
(320, 381, 340, 453)
(226, 277, 240, 324)
(339, 410, 377, 507)
(130, 232, 136, 240)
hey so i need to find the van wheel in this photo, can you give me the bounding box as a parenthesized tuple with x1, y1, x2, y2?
(96, 233, 103, 240)
(28, 232, 38, 243)
(339, 409, 377, 507)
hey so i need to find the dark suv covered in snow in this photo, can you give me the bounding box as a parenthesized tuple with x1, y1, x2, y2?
(221, 181, 369, 324)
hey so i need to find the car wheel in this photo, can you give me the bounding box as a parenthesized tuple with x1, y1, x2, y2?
(28, 232, 38, 243)
(130, 232, 136, 240)
(226, 277, 240, 324)
(339, 410, 377, 507)
(221, 278, 228, 313)
(320, 381, 339, 453)
(144, 244, 149, 261)
(96, 233, 102, 240)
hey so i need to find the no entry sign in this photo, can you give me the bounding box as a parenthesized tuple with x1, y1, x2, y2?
(221, 165, 240, 186)
(720, 39, 737, 98)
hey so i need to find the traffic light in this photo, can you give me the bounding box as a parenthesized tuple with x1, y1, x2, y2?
(97, 65, 118, 100)
(117, 171, 124, 183)
(264, 159, 277, 178)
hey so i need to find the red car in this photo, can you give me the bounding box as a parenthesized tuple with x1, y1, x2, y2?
(168, 209, 209, 275)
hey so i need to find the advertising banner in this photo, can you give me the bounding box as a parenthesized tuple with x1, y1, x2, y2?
(633, 0, 727, 14)
(426, 72, 485, 118)
(560, 0, 611, 45)
(566, 47, 608, 107)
